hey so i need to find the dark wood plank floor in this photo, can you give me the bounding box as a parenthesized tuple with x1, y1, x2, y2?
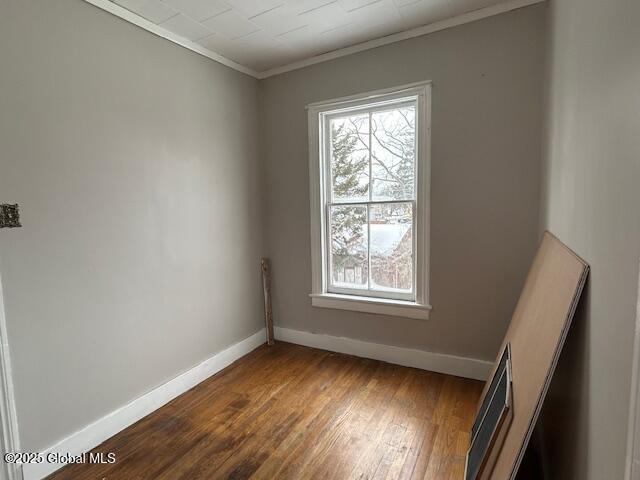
(49, 342, 483, 480)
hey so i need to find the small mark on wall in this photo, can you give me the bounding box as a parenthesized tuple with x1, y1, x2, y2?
(0, 204, 21, 228)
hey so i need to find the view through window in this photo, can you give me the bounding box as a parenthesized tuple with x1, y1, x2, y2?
(326, 100, 417, 301)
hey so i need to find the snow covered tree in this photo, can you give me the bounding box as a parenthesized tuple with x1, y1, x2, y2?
(329, 121, 368, 282)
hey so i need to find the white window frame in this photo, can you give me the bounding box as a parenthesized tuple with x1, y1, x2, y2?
(307, 81, 432, 320)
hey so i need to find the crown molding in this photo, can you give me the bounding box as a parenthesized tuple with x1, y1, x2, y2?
(82, 0, 260, 78)
(257, 0, 546, 78)
(83, 0, 545, 80)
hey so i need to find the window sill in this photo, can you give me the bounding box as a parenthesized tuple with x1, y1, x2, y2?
(309, 293, 432, 320)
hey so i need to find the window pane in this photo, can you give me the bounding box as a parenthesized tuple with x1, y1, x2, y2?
(330, 205, 368, 289)
(369, 203, 413, 293)
(371, 106, 415, 201)
(330, 114, 369, 203)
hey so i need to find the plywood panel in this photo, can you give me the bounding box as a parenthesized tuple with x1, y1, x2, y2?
(480, 231, 589, 479)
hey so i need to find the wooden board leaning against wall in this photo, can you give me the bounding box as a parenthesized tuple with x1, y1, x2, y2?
(470, 232, 589, 479)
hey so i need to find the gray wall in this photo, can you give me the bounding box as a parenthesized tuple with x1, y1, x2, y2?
(538, 0, 640, 478)
(261, 4, 547, 361)
(0, 0, 264, 451)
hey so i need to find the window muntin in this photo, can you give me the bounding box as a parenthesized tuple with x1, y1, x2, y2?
(323, 98, 418, 301)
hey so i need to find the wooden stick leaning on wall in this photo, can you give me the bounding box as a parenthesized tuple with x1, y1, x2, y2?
(261, 258, 275, 346)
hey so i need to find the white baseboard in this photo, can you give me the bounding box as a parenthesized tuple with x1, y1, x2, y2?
(24, 326, 488, 479)
(275, 326, 492, 381)
(23, 329, 266, 480)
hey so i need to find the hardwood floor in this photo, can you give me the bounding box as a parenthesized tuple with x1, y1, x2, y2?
(48, 342, 484, 480)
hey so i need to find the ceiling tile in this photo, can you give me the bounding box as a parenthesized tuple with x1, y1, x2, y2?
(107, 0, 511, 72)
(162, 0, 232, 21)
(198, 32, 238, 53)
(276, 24, 317, 45)
(393, 0, 420, 6)
(297, 1, 350, 30)
(314, 23, 367, 50)
(249, 4, 307, 36)
(398, 0, 454, 27)
(115, 0, 178, 24)
(275, 24, 338, 58)
(160, 13, 213, 40)
(344, 0, 401, 26)
(239, 30, 287, 51)
(202, 9, 260, 39)
(224, 0, 284, 17)
(291, 0, 337, 14)
(338, 0, 382, 12)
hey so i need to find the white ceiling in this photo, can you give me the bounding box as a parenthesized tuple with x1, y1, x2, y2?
(106, 0, 533, 75)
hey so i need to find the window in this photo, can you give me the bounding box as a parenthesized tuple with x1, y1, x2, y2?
(308, 82, 432, 320)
